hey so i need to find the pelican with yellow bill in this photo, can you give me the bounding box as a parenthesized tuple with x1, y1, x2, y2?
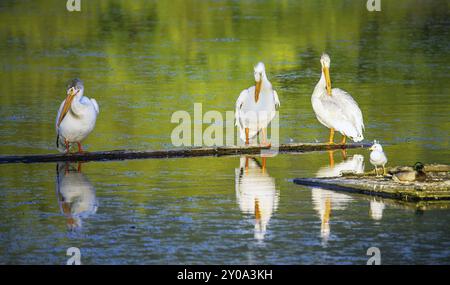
(55, 79, 99, 153)
(235, 62, 280, 146)
(311, 53, 365, 145)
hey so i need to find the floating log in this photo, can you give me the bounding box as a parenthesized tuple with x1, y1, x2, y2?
(0, 142, 368, 164)
(293, 165, 450, 202)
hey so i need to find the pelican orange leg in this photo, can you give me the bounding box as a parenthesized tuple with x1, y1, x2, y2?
(245, 128, 249, 145)
(65, 140, 70, 154)
(77, 142, 83, 153)
(328, 128, 335, 144)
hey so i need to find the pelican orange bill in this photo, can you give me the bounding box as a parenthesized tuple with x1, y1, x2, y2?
(57, 87, 77, 127)
(255, 79, 262, 102)
(323, 67, 332, 96)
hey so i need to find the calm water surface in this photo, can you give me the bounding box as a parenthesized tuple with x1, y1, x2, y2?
(0, 0, 449, 264)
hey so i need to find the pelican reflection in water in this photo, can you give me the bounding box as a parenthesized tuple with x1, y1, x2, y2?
(235, 156, 279, 241)
(369, 198, 385, 221)
(56, 162, 98, 230)
(312, 155, 365, 245)
(316, 154, 365, 177)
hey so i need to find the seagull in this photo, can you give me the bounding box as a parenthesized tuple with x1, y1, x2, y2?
(56, 79, 99, 153)
(311, 53, 364, 144)
(369, 140, 388, 177)
(235, 62, 280, 146)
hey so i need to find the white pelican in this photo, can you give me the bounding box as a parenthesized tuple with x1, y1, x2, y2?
(311, 53, 364, 144)
(235, 62, 280, 145)
(56, 162, 98, 230)
(369, 140, 388, 176)
(56, 79, 99, 153)
(235, 156, 279, 241)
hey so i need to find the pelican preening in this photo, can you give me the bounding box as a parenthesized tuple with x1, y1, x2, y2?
(312, 54, 365, 144)
(235, 62, 280, 146)
(56, 79, 99, 153)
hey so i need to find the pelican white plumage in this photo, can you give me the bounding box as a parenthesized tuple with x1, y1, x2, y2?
(311, 53, 364, 144)
(56, 79, 99, 153)
(235, 62, 280, 145)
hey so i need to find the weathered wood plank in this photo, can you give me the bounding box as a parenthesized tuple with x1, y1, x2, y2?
(293, 172, 450, 202)
(0, 142, 368, 164)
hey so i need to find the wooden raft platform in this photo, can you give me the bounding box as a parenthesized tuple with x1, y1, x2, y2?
(293, 165, 450, 202)
(0, 142, 368, 164)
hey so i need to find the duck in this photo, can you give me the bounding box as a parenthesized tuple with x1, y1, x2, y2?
(392, 162, 427, 182)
